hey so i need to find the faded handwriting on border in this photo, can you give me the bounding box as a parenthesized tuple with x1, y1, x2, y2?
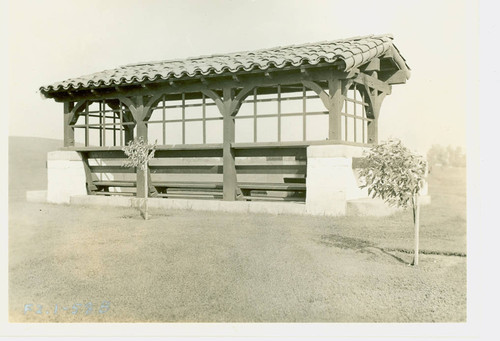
(24, 301, 111, 315)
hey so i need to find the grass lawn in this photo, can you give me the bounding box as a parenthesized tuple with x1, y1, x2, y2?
(8, 163, 466, 323)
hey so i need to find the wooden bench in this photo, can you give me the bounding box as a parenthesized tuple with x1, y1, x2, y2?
(90, 180, 306, 201)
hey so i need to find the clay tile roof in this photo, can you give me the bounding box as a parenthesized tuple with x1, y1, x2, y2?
(40, 34, 410, 95)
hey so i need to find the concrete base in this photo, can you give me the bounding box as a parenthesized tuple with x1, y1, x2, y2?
(69, 194, 431, 217)
(306, 145, 368, 216)
(70, 195, 308, 216)
(47, 151, 87, 204)
(47, 144, 431, 217)
(26, 190, 48, 203)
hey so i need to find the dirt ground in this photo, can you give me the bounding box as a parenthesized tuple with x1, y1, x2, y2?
(9, 201, 466, 323)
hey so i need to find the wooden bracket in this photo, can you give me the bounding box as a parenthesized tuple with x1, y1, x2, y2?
(353, 73, 391, 95)
(301, 80, 331, 109)
(68, 100, 87, 125)
(119, 94, 163, 122)
(201, 89, 225, 114)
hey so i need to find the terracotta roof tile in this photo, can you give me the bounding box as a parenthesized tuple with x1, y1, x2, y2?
(40, 34, 409, 94)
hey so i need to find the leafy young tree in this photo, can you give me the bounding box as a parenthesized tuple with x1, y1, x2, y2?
(122, 137, 157, 220)
(359, 139, 428, 266)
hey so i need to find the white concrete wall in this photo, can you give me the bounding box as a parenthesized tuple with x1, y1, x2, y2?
(306, 145, 368, 216)
(47, 151, 87, 204)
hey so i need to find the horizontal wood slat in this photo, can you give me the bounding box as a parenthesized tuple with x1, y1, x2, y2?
(239, 183, 306, 191)
(154, 182, 223, 189)
(237, 165, 306, 174)
(234, 147, 307, 158)
(242, 196, 304, 202)
(156, 193, 223, 200)
(154, 149, 223, 158)
(90, 166, 135, 173)
(94, 181, 136, 187)
(149, 165, 223, 174)
(91, 164, 305, 175)
(92, 180, 305, 191)
(92, 191, 135, 196)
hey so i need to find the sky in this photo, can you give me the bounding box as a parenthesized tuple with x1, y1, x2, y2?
(7, 0, 476, 154)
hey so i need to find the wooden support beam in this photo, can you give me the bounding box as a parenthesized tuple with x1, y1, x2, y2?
(301, 80, 330, 109)
(302, 79, 346, 141)
(359, 58, 380, 72)
(63, 102, 75, 147)
(229, 85, 255, 116)
(201, 89, 225, 113)
(119, 94, 162, 123)
(232, 74, 240, 83)
(366, 92, 386, 144)
(354, 73, 392, 95)
(122, 95, 158, 198)
(300, 67, 310, 78)
(68, 100, 86, 125)
(49, 67, 355, 103)
(380, 70, 408, 84)
(367, 119, 378, 144)
(202, 86, 255, 200)
(81, 152, 98, 193)
(345, 68, 360, 79)
(328, 78, 344, 141)
(222, 88, 237, 201)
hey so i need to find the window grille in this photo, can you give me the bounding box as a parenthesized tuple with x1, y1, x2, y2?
(341, 84, 372, 144)
(235, 85, 328, 143)
(72, 100, 133, 147)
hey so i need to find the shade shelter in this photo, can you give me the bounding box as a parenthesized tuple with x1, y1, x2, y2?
(40, 34, 411, 215)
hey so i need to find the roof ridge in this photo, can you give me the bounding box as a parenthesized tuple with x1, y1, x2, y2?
(123, 34, 393, 68)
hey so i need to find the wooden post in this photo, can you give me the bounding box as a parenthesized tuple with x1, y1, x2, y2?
(142, 163, 149, 220)
(63, 102, 75, 147)
(138, 122, 158, 199)
(367, 118, 378, 144)
(222, 88, 237, 201)
(134, 97, 148, 199)
(367, 92, 383, 144)
(81, 152, 98, 193)
(328, 78, 343, 141)
(123, 109, 135, 144)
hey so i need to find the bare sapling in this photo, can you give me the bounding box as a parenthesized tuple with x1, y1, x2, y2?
(122, 137, 157, 220)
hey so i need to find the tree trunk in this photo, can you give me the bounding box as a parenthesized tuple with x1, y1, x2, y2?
(143, 163, 149, 220)
(412, 194, 420, 266)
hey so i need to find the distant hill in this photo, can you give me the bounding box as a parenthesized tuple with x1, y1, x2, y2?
(9, 136, 63, 201)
